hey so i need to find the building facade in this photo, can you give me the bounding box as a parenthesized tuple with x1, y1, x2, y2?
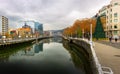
(17, 23, 33, 38)
(98, 0, 120, 38)
(34, 22, 43, 37)
(0, 16, 8, 36)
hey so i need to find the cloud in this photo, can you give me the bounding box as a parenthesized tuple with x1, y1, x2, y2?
(0, 0, 111, 30)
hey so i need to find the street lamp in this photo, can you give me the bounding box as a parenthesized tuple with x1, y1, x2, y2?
(71, 32, 72, 38)
(2, 36, 6, 43)
(90, 24, 93, 45)
(19, 35, 21, 38)
(82, 29, 84, 40)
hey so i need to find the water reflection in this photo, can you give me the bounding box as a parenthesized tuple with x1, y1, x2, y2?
(0, 43, 32, 62)
(63, 40, 93, 74)
(0, 38, 92, 74)
(42, 37, 62, 43)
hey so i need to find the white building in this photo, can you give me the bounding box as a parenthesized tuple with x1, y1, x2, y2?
(0, 16, 9, 36)
(98, 0, 120, 38)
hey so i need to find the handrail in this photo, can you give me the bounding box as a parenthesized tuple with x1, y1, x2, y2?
(65, 37, 114, 74)
(90, 41, 113, 74)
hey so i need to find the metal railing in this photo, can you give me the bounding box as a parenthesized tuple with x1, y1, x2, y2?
(90, 41, 113, 74)
(66, 37, 114, 74)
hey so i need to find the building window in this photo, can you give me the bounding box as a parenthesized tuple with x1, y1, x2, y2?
(114, 31, 117, 35)
(110, 14, 112, 18)
(114, 13, 118, 17)
(114, 25, 117, 29)
(114, 19, 118, 22)
(111, 26, 112, 29)
(110, 20, 112, 23)
(107, 21, 108, 23)
(110, 9, 112, 12)
(114, 3, 118, 5)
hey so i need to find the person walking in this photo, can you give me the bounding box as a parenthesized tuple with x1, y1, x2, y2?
(109, 36, 112, 42)
(114, 35, 119, 43)
(115, 38, 118, 43)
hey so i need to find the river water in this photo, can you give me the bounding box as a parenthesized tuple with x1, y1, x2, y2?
(0, 38, 92, 74)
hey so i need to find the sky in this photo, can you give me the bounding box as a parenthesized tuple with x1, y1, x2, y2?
(0, 0, 111, 30)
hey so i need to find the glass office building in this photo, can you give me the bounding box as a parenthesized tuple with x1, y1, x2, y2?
(34, 22, 43, 37)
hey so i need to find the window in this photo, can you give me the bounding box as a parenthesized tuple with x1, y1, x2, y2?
(114, 13, 118, 17)
(110, 14, 112, 18)
(107, 16, 108, 19)
(114, 19, 118, 22)
(114, 3, 118, 5)
(107, 10, 108, 13)
(111, 26, 112, 29)
(102, 12, 106, 16)
(110, 20, 112, 23)
(110, 9, 112, 12)
(114, 25, 117, 29)
(114, 31, 117, 35)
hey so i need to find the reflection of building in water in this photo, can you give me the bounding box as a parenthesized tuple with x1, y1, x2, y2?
(24, 47, 34, 56)
(42, 37, 62, 43)
(10, 43, 44, 57)
(33, 43, 43, 53)
(42, 39, 50, 43)
(51, 37, 62, 43)
(23, 43, 43, 55)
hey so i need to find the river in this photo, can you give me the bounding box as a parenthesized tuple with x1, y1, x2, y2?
(0, 37, 92, 74)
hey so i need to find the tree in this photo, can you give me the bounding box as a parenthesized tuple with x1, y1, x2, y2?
(77, 28, 82, 38)
(93, 16, 105, 39)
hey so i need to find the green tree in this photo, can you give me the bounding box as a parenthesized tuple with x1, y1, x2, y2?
(77, 28, 82, 38)
(93, 16, 105, 39)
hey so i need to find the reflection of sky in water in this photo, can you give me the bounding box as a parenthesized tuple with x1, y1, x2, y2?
(0, 38, 86, 74)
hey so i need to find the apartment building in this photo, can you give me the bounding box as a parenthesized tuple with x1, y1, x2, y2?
(98, 0, 120, 38)
(0, 16, 9, 36)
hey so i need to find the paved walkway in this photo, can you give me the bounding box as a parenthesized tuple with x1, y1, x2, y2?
(94, 42, 120, 74)
(96, 40, 120, 49)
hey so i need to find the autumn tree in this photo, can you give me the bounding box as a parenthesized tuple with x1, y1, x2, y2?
(63, 18, 98, 38)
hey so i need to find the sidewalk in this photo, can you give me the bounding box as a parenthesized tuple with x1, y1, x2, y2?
(94, 42, 120, 74)
(95, 40, 120, 49)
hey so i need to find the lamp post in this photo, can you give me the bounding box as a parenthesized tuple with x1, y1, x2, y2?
(76, 30, 77, 38)
(2, 36, 6, 43)
(71, 32, 72, 38)
(90, 24, 93, 45)
(82, 29, 84, 40)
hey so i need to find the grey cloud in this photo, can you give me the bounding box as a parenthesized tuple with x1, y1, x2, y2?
(0, 0, 110, 30)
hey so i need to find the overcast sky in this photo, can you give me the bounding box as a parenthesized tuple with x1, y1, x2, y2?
(0, 0, 111, 30)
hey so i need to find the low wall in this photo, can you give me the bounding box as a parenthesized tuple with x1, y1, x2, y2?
(70, 38, 100, 74)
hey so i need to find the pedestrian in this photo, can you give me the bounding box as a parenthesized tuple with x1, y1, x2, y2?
(115, 38, 117, 42)
(109, 37, 112, 42)
(114, 35, 119, 43)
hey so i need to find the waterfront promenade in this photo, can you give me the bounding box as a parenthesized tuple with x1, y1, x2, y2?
(0, 36, 52, 46)
(94, 40, 120, 74)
